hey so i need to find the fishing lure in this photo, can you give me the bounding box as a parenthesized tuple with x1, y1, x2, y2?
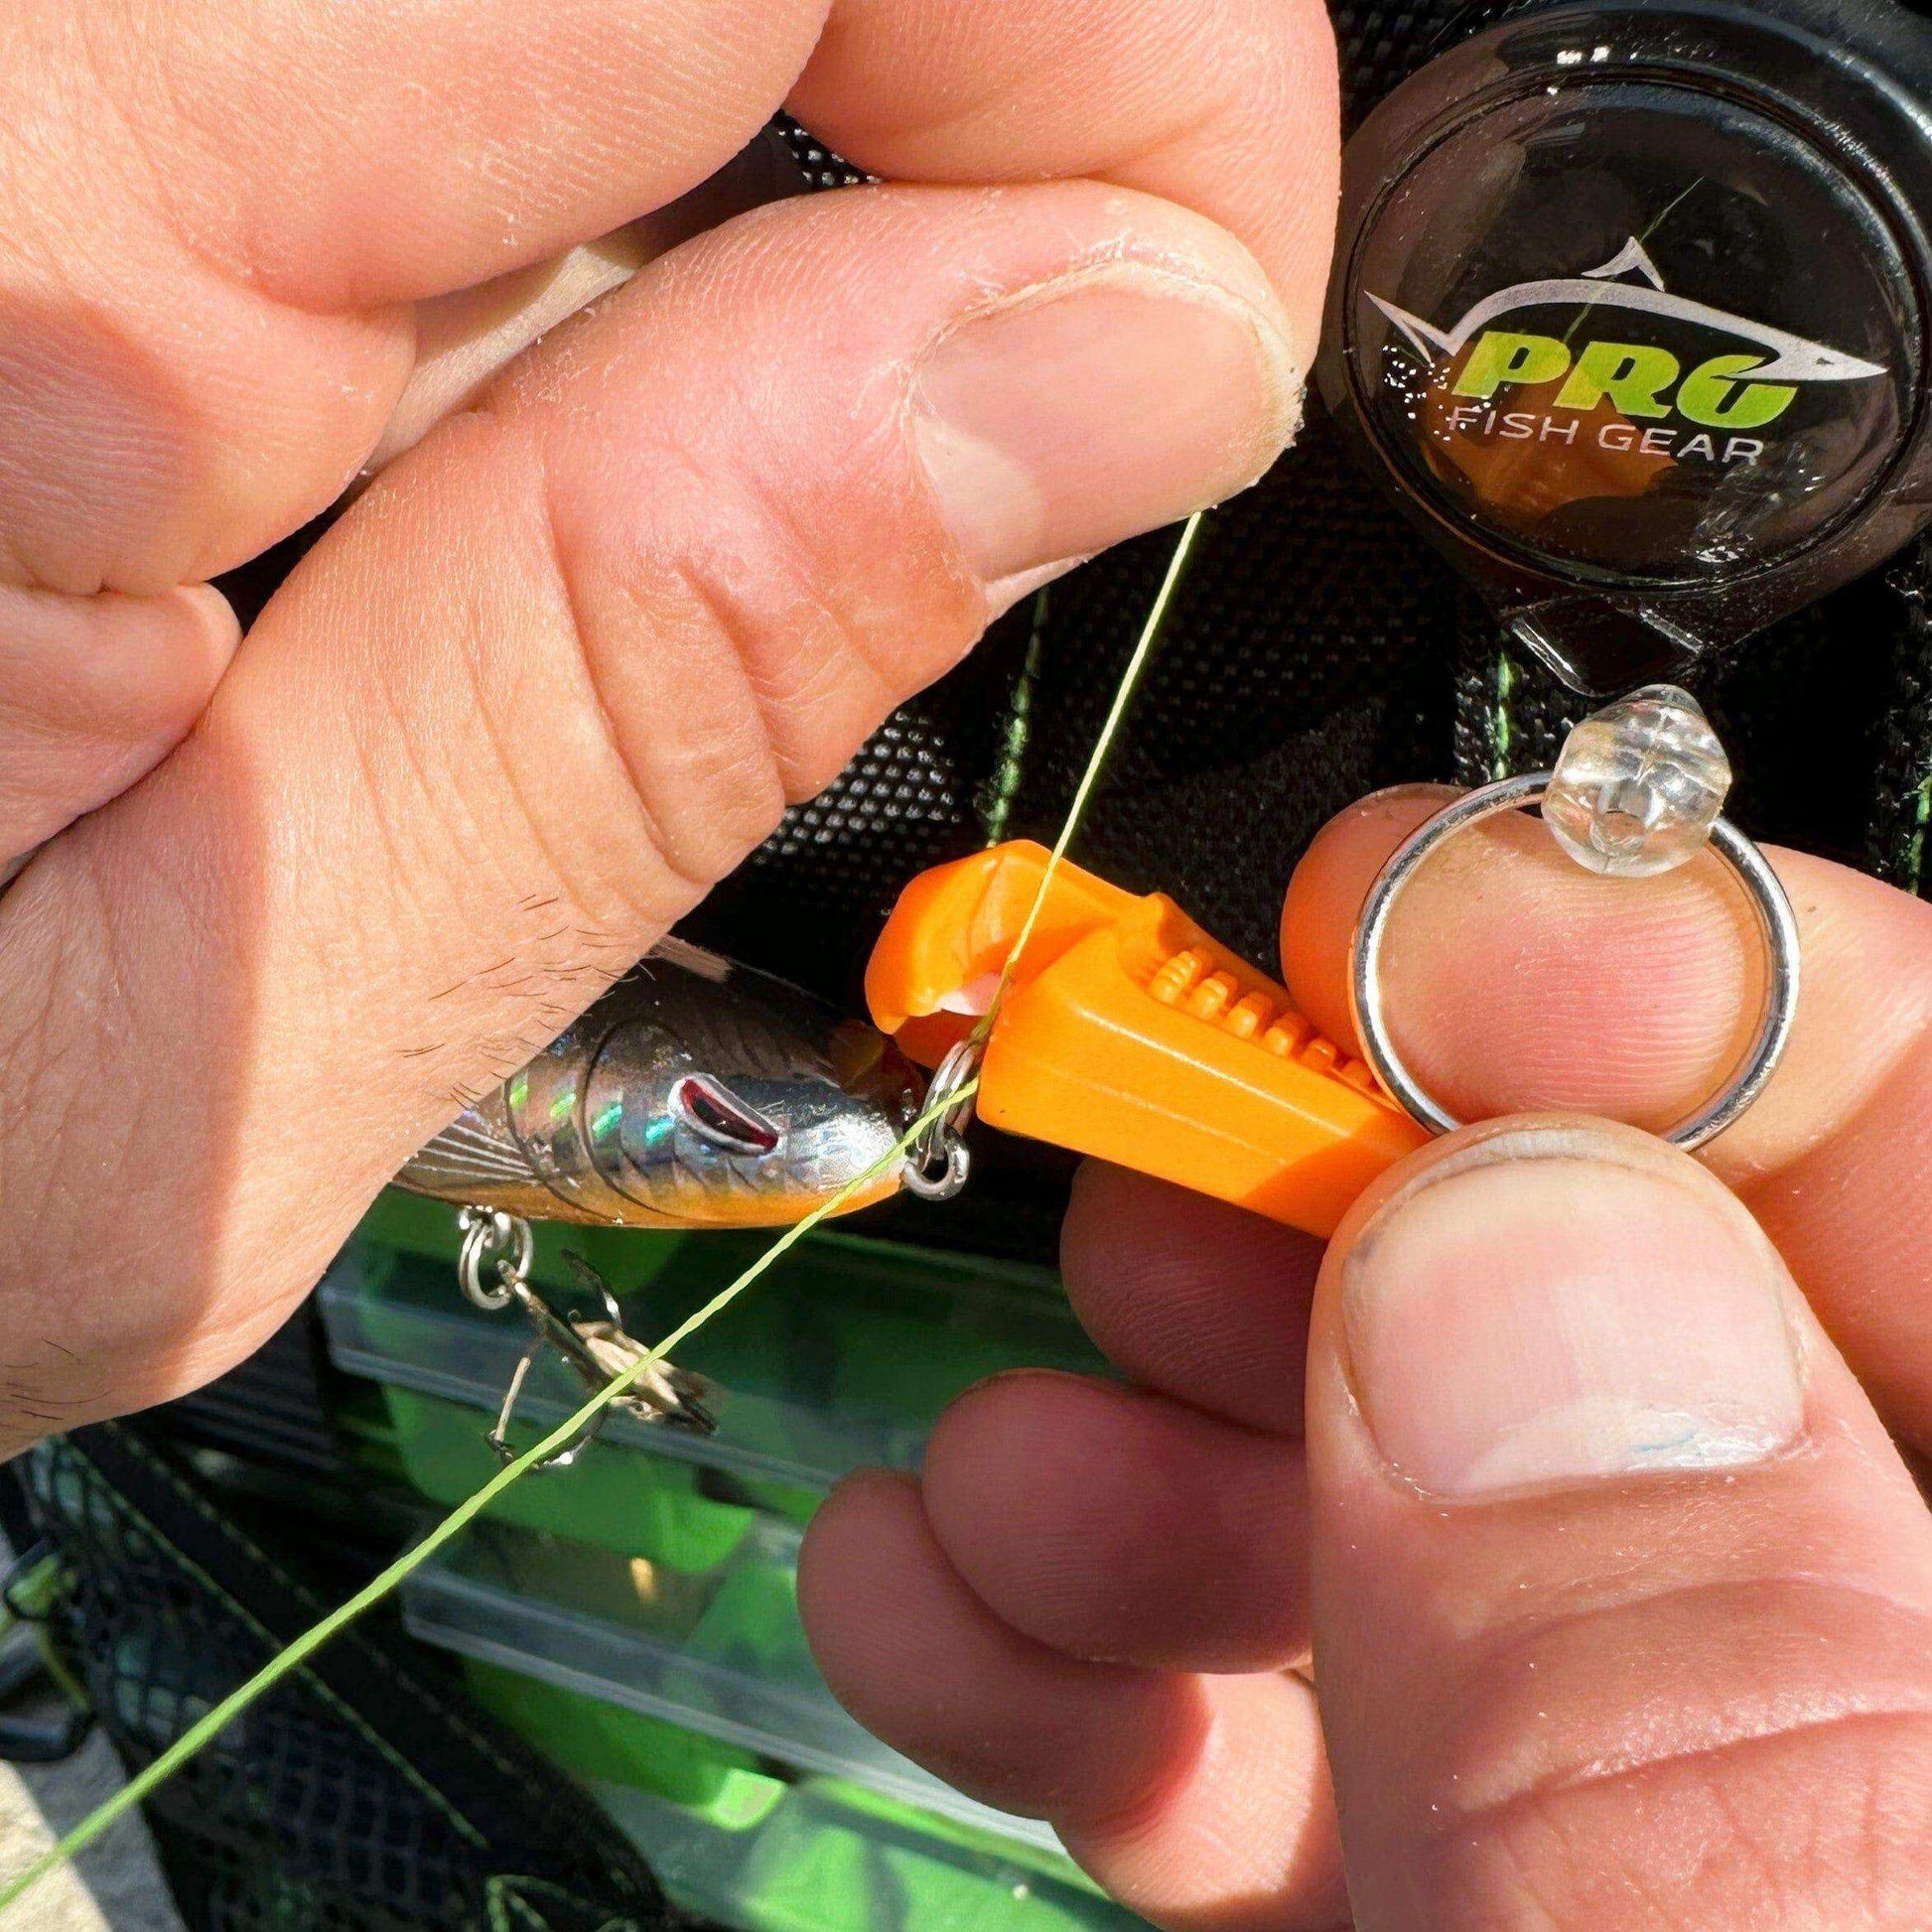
(398, 937, 937, 1230)
(400, 937, 969, 1465)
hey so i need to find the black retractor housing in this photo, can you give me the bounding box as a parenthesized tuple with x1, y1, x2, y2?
(1319, 0, 1932, 694)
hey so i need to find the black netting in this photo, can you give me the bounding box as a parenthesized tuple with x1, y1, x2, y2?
(1872, 536, 1932, 895)
(1333, 1, 1475, 128)
(26, 1427, 683, 1932)
(772, 118, 871, 191)
(996, 405, 1459, 970)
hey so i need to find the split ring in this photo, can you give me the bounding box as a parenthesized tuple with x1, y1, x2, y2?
(901, 1037, 979, 1201)
(1349, 772, 1801, 1152)
(457, 1205, 534, 1311)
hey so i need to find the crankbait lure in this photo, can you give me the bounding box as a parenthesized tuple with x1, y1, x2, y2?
(397, 937, 931, 1230)
(399, 937, 964, 1466)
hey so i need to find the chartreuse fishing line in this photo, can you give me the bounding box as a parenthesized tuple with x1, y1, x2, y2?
(32, 0, 1917, 1842)
(0, 513, 1206, 1920)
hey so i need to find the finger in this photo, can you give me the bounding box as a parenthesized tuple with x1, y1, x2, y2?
(363, 133, 807, 477)
(10, 0, 1330, 596)
(0, 180, 1305, 1437)
(800, 1471, 1348, 1931)
(61, 2, 826, 309)
(791, 0, 1339, 331)
(1307, 1119, 1932, 1929)
(1060, 1161, 1324, 1435)
(1282, 789, 1932, 1446)
(801, 1471, 1208, 1824)
(8, 1, 830, 593)
(919, 1369, 1311, 1671)
(0, 582, 238, 866)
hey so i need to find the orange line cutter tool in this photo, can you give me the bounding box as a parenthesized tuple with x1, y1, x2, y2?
(866, 841, 1428, 1240)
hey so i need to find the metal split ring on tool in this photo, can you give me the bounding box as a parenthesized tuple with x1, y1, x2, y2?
(901, 1036, 979, 1201)
(1350, 771, 1802, 1152)
(457, 1205, 534, 1311)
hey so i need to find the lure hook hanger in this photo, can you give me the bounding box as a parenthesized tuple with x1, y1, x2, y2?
(454, 1218, 626, 1469)
(454, 1214, 716, 1468)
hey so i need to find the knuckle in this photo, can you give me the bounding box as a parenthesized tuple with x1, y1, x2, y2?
(0, 29, 410, 594)
(532, 414, 982, 900)
(1428, 1711, 1932, 1929)
(532, 443, 789, 899)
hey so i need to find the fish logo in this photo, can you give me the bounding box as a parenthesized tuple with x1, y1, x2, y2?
(1367, 238, 1887, 387)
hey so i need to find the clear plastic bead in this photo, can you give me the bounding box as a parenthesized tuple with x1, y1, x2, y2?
(1544, 684, 1732, 879)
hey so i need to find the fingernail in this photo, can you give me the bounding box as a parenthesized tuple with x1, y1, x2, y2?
(1341, 1126, 1806, 1496)
(912, 265, 1303, 587)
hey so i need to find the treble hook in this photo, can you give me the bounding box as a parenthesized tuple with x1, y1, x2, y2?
(472, 1244, 717, 1471)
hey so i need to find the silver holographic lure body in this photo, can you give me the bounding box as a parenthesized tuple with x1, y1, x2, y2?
(397, 940, 924, 1228)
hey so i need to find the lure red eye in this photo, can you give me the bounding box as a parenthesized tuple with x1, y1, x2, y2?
(669, 1074, 782, 1156)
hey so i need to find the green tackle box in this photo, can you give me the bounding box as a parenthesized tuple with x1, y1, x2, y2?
(316, 1190, 1141, 1928)
(319, 1190, 1111, 1560)
(458, 1638, 1128, 1932)
(596, 1773, 1132, 1932)
(394, 1519, 1143, 1932)
(397, 1517, 1073, 1860)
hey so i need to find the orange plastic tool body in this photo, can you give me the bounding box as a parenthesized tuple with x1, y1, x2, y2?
(866, 842, 1428, 1240)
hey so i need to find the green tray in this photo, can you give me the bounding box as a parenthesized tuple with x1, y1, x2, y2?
(321, 1191, 1109, 1553)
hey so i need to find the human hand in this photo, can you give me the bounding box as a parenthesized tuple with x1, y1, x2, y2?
(0, 1, 1336, 1443)
(800, 789, 1932, 1929)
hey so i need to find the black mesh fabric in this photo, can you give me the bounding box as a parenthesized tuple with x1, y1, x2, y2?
(26, 1427, 681, 1932)
(704, 380, 1928, 1013)
(1872, 536, 1932, 895)
(993, 418, 1458, 970)
(703, 0, 1932, 1024)
(1332, 0, 1476, 125)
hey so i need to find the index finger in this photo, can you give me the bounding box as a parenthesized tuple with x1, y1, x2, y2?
(1281, 788, 1932, 1448)
(793, 0, 1338, 345)
(19, 0, 1334, 591)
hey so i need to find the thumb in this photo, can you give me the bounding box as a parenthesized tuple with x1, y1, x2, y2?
(1306, 1117, 1932, 1931)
